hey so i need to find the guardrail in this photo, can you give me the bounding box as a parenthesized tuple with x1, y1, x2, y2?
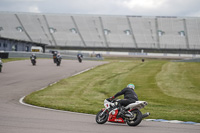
(0, 51, 103, 61)
(173, 58, 200, 62)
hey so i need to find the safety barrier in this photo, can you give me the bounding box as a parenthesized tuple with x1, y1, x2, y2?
(1, 51, 103, 61)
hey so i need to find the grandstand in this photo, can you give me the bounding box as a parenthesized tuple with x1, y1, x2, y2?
(0, 12, 200, 54)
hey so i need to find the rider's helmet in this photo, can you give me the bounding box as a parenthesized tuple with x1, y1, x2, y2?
(127, 83, 135, 90)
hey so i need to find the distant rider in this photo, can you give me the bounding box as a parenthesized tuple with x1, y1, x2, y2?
(30, 53, 36, 60)
(77, 53, 83, 63)
(77, 53, 83, 58)
(30, 53, 37, 65)
(53, 51, 57, 63)
(107, 83, 138, 116)
(0, 58, 3, 72)
(56, 53, 62, 59)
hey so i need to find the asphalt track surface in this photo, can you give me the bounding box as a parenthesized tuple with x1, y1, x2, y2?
(0, 59, 199, 133)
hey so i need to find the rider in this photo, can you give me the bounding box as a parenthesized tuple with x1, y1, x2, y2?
(0, 58, 2, 72)
(30, 53, 36, 60)
(56, 53, 62, 62)
(107, 83, 138, 116)
(0, 58, 2, 66)
(53, 51, 57, 63)
(77, 53, 83, 59)
(56, 53, 62, 59)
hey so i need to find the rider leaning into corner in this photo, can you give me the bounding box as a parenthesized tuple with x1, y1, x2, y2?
(107, 83, 138, 116)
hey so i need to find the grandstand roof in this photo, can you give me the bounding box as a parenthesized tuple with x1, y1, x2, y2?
(0, 12, 200, 52)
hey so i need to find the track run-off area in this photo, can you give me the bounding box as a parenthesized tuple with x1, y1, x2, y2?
(0, 59, 199, 133)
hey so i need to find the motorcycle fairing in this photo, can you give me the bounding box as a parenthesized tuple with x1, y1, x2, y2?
(101, 99, 148, 124)
(108, 109, 125, 123)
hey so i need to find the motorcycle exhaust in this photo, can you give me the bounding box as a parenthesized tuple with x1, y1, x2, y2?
(142, 112, 150, 119)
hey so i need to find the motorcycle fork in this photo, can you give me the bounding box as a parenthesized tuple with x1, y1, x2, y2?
(100, 109, 108, 117)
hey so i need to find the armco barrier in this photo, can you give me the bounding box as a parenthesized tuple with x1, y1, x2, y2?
(0, 52, 9, 59)
(173, 58, 200, 62)
(6, 51, 103, 61)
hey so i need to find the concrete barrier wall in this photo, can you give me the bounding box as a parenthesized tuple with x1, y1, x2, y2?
(173, 58, 200, 62)
(3, 51, 103, 61)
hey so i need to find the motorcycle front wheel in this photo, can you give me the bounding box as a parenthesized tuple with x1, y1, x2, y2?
(126, 109, 142, 126)
(78, 58, 82, 63)
(95, 110, 109, 124)
(31, 60, 36, 66)
(57, 62, 60, 66)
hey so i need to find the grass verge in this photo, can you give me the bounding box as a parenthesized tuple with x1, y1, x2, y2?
(2, 58, 28, 63)
(24, 58, 200, 122)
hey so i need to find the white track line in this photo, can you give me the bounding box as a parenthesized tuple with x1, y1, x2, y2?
(19, 96, 94, 116)
(19, 67, 95, 116)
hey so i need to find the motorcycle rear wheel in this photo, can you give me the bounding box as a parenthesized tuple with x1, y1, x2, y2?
(96, 110, 109, 124)
(126, 109, 142, 126)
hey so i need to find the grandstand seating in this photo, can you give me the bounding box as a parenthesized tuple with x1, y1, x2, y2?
(157, 17, 187, 49)
(17, 13, 51, 45)
(47, 15, 92, 47)
(101, 16, 134, 48)
(129, 17, 156, 48)
(0, 13, 28, 40)
(186, 18, 200, 49)
(0, 12, 200, 50)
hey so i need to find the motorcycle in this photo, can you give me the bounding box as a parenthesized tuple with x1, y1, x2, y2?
(30, 56, 36, 66)
(96, 99, 150, 126)
(77, 54, 83, 63)
(56, 56, 62, 66)
(0, 60, 2, 72)
(53, 53, 57, 63)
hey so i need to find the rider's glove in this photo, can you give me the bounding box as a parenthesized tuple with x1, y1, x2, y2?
(107, 96, 115, 102)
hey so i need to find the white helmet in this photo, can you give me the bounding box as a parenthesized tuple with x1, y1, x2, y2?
(127, 83, 135, 90)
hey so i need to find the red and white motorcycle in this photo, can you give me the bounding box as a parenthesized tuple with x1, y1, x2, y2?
(96, 99, 150, 126)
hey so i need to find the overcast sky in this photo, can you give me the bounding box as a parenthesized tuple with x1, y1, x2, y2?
(0, 0, 200, 17)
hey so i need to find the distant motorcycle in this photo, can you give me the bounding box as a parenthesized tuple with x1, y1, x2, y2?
(96, 99, 150, 126)
(0, 59, 3, 72)
(56, 54, 62, 66)
(30, 54, 36, 66)
(53, 52, 57, 63)
(77, 54, 83, 63)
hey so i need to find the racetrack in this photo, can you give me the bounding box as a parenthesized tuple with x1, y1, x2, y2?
(0, 59, 199, 133)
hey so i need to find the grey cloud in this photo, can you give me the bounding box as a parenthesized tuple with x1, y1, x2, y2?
(0, 0, 200, 16)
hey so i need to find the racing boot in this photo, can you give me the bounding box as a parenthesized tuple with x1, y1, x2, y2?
(117, 106, 126, 117)
(118, 107, 133, 118)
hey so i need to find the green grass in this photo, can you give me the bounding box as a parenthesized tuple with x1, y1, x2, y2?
(24, 58, 200, 122)
(2, 58, 28, 63)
